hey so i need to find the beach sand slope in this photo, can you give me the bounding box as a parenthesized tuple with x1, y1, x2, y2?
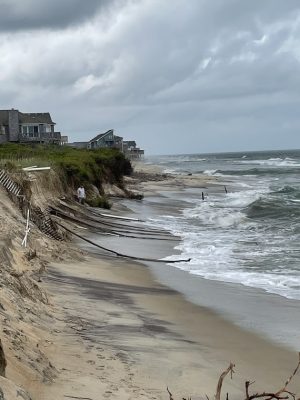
(36, 255, 300, 400)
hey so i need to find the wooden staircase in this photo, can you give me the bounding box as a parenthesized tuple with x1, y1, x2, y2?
(0, 169, 63, 241)
(30, 206, 63, 241)
(0, 170, 22, 197)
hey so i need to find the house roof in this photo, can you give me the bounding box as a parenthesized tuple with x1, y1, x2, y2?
(0, 110, 55, 125)
(89, 129, 114, 143)
(19, 112, 54, 124)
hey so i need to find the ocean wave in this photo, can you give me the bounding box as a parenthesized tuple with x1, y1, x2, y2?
(144, 150, 300, 301)
(235, 157, 300, 167)
(158, 220, 300, 300)
(147, 199, 300, 300)
(275, 185, 297, 194)
(214, 167, 300, 176)
(203, 169, 217, 175)
(272, 185, 300, 196)
(246, 196, 300, 219)
(162, 168, 178, 174)
(164, 256, 300, 300)
(179, 158, 207, 163)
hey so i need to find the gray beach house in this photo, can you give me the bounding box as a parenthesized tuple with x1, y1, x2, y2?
(88, 129, 123, 150)
(0, 109, 62, 144)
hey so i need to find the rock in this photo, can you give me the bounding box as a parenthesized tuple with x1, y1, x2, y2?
(86, 184, 100, 200)
(126, 190, 144, 200)
(102, 183, 126, 198)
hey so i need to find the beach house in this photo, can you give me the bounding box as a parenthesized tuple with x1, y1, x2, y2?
(123, 140, 144, 159)
(88, 129, 123, 150)
(68, 129, 144, 158)
(0, 109, 62, 144)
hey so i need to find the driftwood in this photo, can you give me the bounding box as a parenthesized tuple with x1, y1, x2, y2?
(244, 353, 300, 400)
(215, 362, 235, 400)
(167, 353, 300, 400)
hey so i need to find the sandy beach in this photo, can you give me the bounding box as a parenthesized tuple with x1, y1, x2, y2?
(36, 253, 299, 399)
(24, 163, 300, 399)
(0, 161, 298, 399)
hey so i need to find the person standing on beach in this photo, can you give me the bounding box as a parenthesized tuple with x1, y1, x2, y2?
(77, 186, 86, 204)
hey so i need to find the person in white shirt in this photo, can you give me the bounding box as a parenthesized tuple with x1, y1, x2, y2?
(77, 186, 86, 204)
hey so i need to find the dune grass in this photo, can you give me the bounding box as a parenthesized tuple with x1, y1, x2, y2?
(0, 144, 132, 209)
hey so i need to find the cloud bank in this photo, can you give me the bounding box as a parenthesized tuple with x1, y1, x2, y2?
(0, 0, 299, 154)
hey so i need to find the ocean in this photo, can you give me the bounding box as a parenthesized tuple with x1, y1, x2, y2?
(144, 149, 300, 301)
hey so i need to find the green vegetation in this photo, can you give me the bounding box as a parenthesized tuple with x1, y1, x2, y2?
(85, 196, 111, 209)
(0, 144, 133, 207)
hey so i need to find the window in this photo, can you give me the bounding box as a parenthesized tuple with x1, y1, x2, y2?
(21, 125, 39, 137)
(28, 126, 34, 137)
(34, 126, 39, 137)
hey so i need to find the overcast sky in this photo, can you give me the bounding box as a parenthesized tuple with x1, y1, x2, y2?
(0, 0, 300, 154)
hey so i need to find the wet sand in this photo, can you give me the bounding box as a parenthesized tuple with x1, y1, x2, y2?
(39, 253, 300, 400)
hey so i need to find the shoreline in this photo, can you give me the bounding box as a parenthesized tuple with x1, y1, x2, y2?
(127, 160, 300, 350)
(148, 261, 300, 351)
(40, 252, 300, 399)
(2, 160, 298, 399)
(33, 166, 300, 398)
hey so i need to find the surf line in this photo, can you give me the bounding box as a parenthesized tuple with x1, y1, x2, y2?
(55, 221, 191, 264)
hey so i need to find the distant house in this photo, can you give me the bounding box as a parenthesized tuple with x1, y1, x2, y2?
(88, 129, 123, 150)
(123, 140, 144, 159)
(68, 128, 144, 158)
(123, 140, 136, 151)
(0, 109, 62, 144)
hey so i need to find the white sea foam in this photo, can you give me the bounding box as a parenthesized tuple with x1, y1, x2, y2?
(161, 233, 300, 300)
(236, 157, 300, 167)
(145, 150, 300, 301)
(162, 168, 178, 174)
(203, 169, 217, 175)
(147, 179, 300, 300)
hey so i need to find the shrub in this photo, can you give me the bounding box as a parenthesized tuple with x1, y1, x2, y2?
(86, 196, 111, 209)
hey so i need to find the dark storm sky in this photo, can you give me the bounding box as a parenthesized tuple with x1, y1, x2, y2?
(0, 0, 300, 154)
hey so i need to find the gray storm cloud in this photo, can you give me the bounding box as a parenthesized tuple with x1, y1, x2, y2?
(0, 0, 113, 30)
(0, 0, 299, 154)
